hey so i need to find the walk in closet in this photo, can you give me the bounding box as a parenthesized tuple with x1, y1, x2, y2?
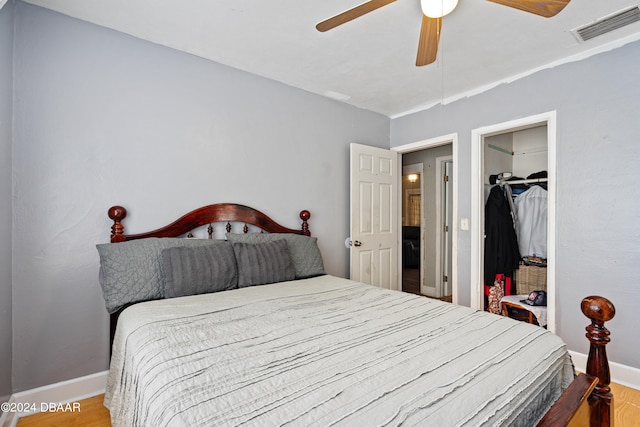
(483, 125, 549, 323)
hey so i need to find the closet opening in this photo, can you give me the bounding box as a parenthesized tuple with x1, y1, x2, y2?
(484, 126, 548, 319)
(471, 112, 557, 331)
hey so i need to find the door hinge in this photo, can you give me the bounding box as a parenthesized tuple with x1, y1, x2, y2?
(443, 274, 448, 283)
(443, 175, 449, 182)
(444, 225, 448, 232)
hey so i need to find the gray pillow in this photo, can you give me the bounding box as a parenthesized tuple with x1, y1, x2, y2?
(96, 238, 226, 313)
(226, 233, 325, 279)
(232, 240, 295, 288)
(161, 243, 238, 298)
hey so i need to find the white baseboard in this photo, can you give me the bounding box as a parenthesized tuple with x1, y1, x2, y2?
(3, 370, 108, 426)
(1, 395, 16, 427)
(569, 350, 640, 390)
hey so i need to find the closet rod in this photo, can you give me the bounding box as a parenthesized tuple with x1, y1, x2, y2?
(499, 177, 548, 185)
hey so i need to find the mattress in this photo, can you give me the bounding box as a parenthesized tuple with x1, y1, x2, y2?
(105, 275, 574, 426)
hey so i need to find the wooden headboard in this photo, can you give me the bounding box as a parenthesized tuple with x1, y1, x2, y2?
(106, 203, 311, 347)
(108, 203, 311, 242)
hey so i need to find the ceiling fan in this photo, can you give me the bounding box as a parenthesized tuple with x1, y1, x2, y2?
(316, 0, 571, 66)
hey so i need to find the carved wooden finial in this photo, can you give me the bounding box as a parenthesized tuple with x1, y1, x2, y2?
(581, 296, 616, 325)
(300, 210, 311, 236)
(581, 295, 615, 426)
(108, 206, 127, 242)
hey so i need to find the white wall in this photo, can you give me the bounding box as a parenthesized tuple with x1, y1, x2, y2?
(484, 133, 513, 202)
(391, 40, 640, 369)
(10, 2, 389, 392)
(512, 126, 547, 177)
(0, 0, 14, 404)
(484, 127, 548, 200)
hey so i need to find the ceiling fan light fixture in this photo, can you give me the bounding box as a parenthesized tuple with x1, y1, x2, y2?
(420, 0, 458, 18)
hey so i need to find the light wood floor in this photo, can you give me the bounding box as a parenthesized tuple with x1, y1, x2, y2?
(17, 394, 110, 427)
(611, 381, 640, 426)
(16, 382, 640, 426)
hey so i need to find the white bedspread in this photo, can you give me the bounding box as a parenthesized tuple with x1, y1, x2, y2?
(105, 275, 574, 427)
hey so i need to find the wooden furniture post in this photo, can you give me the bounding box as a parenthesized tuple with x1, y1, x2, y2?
(538, 296, 616, 427)
(582, 296, 615, 427)
(108, 206, 127, 242)
(300, 210, 310, 236)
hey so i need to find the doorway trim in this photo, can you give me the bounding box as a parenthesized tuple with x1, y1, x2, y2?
(470, 111, 557, 331)
(392, 133, 459, 304)
(435, 155, 453, 298)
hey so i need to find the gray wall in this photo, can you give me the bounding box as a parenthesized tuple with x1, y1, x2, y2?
(10, 2, 389, 392)
(391, 41, 640, 369)
(0, 0, 14, 404)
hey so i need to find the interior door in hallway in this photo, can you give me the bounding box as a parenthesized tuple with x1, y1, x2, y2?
(349, 143, 399, 290)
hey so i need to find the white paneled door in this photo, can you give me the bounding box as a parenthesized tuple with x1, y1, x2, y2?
(350, 143, 399, 290)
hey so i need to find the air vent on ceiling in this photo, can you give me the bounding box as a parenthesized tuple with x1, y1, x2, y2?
(574, 6, 640, 42)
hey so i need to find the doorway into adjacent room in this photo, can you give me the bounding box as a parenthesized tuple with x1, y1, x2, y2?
(400, 165, 422, 296)
(401, 145, 453, 301)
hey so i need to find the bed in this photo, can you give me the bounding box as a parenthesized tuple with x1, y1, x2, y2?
(98, 203, 615, 427)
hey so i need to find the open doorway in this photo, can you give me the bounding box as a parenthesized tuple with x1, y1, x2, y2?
(400, 165, 423, 296)
(402, 146, 453, 301)
(394, 135, 457, 303)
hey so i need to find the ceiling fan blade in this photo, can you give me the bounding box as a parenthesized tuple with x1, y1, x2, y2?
(416, 15, 442, 66)
(316, 0, 397, 32)
(487, 0, 571, 18)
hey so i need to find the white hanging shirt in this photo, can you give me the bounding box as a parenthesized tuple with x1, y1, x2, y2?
(514, 185, 547, 258)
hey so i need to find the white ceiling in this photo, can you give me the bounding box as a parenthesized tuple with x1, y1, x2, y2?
(22, 0, 640, 117)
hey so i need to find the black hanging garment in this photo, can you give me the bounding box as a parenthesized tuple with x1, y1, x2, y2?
(484, 185, 521, 290)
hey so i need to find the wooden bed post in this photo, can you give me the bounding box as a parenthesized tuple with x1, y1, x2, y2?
(300, 210, 311, 236)
(538, 296, 615, 427)
(582, 296, 615, 427)
(108, 206, 127, 242)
